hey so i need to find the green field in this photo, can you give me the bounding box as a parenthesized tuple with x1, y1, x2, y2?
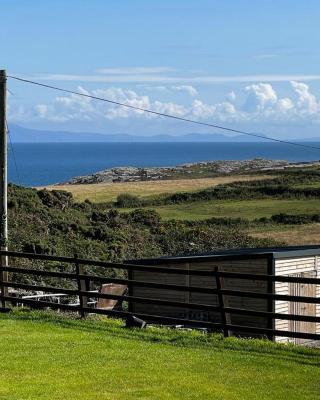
(294, 182, 320, 189)
(145, 199, 320, 221)
(43, 175, 272, 203)
(0, 311, 319, 400)
(38, 170, 320, 247)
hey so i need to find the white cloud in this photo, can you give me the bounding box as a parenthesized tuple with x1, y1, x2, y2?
(190, 100, 238, 121)
(8, 81, 320, 129)
(34, 104, 49, 119)
(291, 81, 318, 114)
(98, 89, 151, 120)
(171, 85, 198, 97)
(226, 91, 236, 102)
(153, 101, 187, 117)
(214, 102, 238, 119)
(16, 72, 320, 84)
(96, 67, 175, 74)
(244, 83, 278, 112)
(143, 85, 168, 92)
(143, 85, 198, 97)
(191, 99, 215, 119)
(276, 98, 294, 112)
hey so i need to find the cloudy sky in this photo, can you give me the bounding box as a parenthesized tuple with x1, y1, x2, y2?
(2, 0, 320, 138)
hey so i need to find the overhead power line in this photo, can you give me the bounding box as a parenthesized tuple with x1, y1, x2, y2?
(7, 74, 320, 152)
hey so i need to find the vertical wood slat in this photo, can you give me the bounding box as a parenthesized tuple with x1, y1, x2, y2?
(214, 267, 229, 337)
(0, 254, 8, 308)
(0, 236, 8, 308)
(289, 271, 317, 345)
(75, 255, 88, 317)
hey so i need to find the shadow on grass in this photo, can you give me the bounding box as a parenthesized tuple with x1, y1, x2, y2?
(1, 308, 319, 367)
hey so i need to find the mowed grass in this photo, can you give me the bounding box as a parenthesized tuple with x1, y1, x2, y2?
(44, 175, 274, 203)
(0, 311, 319, 400)
(147, 199, 320, 221)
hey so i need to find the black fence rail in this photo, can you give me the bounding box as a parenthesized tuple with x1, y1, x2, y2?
(0, 250, 319, 342)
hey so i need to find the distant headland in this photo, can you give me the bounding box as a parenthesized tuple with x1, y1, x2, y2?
(59, 159, 320, 185)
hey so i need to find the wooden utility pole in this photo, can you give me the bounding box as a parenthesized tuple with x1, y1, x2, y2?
(0, 70, 8, 306)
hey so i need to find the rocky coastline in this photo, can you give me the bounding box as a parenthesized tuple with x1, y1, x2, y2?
(58, 159, 320, 185)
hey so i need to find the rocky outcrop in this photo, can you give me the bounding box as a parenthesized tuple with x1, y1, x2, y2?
(56, 158, 320, 185)
(61, 166, 178, 184)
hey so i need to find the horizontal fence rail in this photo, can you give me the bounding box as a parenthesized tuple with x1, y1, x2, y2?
(0, 250, 319, 343)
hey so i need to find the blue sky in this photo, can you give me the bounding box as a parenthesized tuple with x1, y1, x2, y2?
(2, 0, 320, 138)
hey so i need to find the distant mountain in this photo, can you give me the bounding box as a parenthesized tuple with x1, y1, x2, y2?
(8, 124, 256, 142)
(9, 124, 312, 143)
(10, 124, 119, 143)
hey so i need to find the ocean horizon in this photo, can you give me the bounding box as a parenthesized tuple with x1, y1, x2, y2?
(8, 141, 320, 187)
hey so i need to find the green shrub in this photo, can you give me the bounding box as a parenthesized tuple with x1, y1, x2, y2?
(266, 213, 320, 225)
(127, 208, 161, 229)
(115, 193, 142, 207)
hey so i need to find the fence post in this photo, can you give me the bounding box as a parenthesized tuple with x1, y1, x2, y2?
(0, 71, 8, 310)
(75, 254, 88, 318)
(0, 252, 8, 309)
(214, 267, 229, 337)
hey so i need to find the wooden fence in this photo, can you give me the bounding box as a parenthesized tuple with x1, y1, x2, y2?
(0, 250, 319, 342)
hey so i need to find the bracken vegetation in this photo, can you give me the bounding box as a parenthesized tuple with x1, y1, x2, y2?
(7, 167, 320, 285)
(9, 184, 276, 262)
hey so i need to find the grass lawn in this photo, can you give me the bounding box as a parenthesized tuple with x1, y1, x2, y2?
(0, 311, 319, 400)
(147, 199, 320, 221)
(42, 175, 273, 203)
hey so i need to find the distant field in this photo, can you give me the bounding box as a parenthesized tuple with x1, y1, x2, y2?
(294, 182, 320, 189)
(250, 223, 320, 245)
(146, 199, 320, 221)
(43, 174, 273, 203)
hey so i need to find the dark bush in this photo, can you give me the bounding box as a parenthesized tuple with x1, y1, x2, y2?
(38, 189, 74, 210)
(115, 193, 143, 208)
(269, 213, 320, 225)
(127, 209, 161, 229)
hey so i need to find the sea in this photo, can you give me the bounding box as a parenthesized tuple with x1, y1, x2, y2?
(8, 142, 320, 187)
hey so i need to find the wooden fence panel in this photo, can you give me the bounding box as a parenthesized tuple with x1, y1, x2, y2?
(0, 250, 319, 343)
